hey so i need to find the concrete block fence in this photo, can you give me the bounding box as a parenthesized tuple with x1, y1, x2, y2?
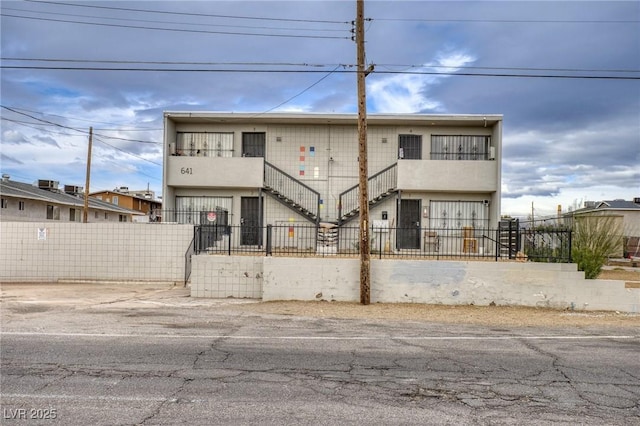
(192, 255, 639, 313)
(0, 222, 194, 284)
(2, 221, 637, 312)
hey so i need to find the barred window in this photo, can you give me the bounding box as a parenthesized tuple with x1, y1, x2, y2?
(430, 135, 490, 160)
(429, 200, 489, 230)
(176, 132, 234, 157)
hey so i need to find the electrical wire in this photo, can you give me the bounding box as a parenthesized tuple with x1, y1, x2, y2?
(2, 6, 347, 33)
(371, 17, 639, 24)
(1, 106, 161, 144)
(93, 136, 162, 167)
(1, 66, 637, 80)
(4, 58, 636, 75)
(24, 0, 350, 25)
(1, 13, 351, 39)
(253, 64, 343, 116)
(1, 58, 334, 68)
(0, 105, 161, 129)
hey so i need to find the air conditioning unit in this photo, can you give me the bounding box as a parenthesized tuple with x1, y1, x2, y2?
(37, 180, 59, 190)
(64, 185, 83, 195)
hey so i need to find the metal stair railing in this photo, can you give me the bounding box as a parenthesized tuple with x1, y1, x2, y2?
(338, 163, 397, 223)
(264, 161, 321, 223)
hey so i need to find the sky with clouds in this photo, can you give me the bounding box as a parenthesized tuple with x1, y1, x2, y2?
(1, 0, 638, 217)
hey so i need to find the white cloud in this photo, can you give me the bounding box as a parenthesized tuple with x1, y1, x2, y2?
(368, 50, 476, 113)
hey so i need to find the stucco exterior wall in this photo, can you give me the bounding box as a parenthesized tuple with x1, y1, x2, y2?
(0, 222, 193, 283)
(191, 256, 639, 313)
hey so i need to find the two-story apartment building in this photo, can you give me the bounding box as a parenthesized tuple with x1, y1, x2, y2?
(163, 112, 502, 254)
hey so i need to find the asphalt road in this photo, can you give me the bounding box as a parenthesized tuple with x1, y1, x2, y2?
(1, 284, 639, 425)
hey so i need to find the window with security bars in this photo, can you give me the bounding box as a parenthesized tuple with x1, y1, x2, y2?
(176, 132, 234, 157)
(429, 201, 488, 230)
(175, 196, 233, 224)
(430, 135, 490, 160)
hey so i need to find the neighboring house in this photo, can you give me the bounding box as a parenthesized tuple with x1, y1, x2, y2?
(0, 175, 143, 223)
(91, 187, 162, 223)
(162, 112, 502, 253)
(570, 198, 640, 257)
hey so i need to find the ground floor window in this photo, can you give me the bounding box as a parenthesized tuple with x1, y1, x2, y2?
(429, 200, 488, 230)
(1, 198, 7, 208)
(46, 204, 60, 220)
(175, 196, 233, 224)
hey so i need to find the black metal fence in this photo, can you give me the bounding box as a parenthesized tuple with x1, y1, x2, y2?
(192, 223, 573, 262)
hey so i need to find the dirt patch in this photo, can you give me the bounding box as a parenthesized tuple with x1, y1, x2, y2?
(598, 269, 640, 281)
(233, 301, 640, 328)
(231, 269, 640, 327)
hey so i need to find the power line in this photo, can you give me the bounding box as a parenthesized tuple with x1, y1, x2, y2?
(24, 0, 350, 25)
(1, 13, 351, 40)
(2, 6, 347, 33)
(0, 105, 161, 128)
(371, 17, 639, 24)
(1, 106, 161, 144)
(254, 65, 343, 116)
(4, 58, 637, 75)
(1, 66, 637, 80)
(1, 58, 334, 68)
(93, 136, 162, 167)
(23, 1, 636, 24)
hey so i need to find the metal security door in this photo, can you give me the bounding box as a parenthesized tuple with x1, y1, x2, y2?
(242, 132, 266, 157)
(398, 134, 422, 159)
(397, 199, 421, 249)
(240, 197, 261, 246)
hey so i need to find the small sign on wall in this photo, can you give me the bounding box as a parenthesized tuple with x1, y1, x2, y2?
(37, 228, 47, 241)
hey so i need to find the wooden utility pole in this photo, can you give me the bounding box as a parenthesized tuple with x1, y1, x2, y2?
(356, 0, 370, 305)
(83, 127, 93, 223)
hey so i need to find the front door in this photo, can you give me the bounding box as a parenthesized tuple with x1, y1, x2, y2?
(242, 132, 266, 157)
(397, 199, 421, 249)
(240, 197, 261, 246)
(398, 134, 422, 159)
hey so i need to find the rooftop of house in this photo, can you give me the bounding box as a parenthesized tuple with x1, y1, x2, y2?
(578, 198, 640, 212)
(0, 176, 143, 215)
(90, 186, 161, 203)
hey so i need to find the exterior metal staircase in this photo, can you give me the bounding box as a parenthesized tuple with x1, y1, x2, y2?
(263, 161, 320, 224)
(338, 163, 398, 224)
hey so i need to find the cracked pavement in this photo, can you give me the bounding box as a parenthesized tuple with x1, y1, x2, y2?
(1, 283, 639, 425)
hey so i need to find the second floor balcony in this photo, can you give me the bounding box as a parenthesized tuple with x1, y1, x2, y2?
(397, 158, 498, 192)
(166, 155, 264, 188)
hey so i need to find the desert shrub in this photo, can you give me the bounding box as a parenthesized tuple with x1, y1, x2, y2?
(571, 215, 623, 279)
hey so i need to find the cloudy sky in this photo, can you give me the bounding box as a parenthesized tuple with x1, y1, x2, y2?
(1, 0, 638, 217)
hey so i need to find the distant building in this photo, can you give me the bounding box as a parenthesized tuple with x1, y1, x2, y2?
(90, 186, 162, 223)
(570, 198, 640, 257)
(0, 175, 142, 223)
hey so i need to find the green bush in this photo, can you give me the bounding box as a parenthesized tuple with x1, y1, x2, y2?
(571, 215, 623, 279)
